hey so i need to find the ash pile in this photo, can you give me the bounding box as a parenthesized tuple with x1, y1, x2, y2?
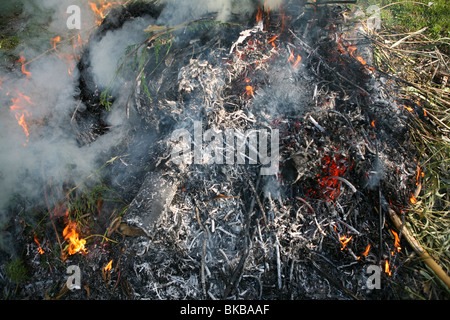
(11, 1, 429, 300)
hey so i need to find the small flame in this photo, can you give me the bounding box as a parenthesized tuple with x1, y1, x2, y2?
(339, 234, 352, 251)
(51, 36, 61, 52)
(246, 85, 254, 97)
(104, 259, 113, 273)
(288, 50, 302, 70)
(410, 193, 417, 204)
(63, 222, 87, 256)
(34, 236, 45, 255)
(391, 229, 401, 254)
(403, 105, 414, 113)
(385, 260, 392, 276)
(356, 56, 367, 65)
(268, 35, 278, 48)
(415, 165, 424, 186)
(17, 56, 31, 79)
(256, 5, 263, 23)
(362, 244, 371, 257)
(371, 120, 376, 128)
(292, 55, 302, 69)
(10, 92, 34, 145)
(89, 1, 121, 26)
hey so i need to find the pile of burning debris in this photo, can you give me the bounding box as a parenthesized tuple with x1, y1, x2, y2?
(2, 0, 447, 300)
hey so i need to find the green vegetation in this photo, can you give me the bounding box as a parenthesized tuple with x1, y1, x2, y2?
(0, 35, 20, 51)
(357, 0, 449, 296)
(6, 258, 28, 283)
(359, 0, 449, 38)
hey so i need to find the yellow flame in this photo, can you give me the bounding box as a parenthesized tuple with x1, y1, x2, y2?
(63, 222, 87, 256)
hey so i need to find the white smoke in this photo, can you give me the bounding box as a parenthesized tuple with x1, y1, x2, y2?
(0, 0, 123, 211)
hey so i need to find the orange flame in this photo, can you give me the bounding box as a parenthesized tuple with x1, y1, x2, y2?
(385, 260, 392, 276)
(356, 56, 367, 65)
(34, 236, 45, 255)
(362, 244, 371, 257)
(287, 50, 302, 70)
(391, 229, 401, 254)
(10, 92, 34, 145)
(268, 35, 278, 48)
(89, 1, 122, 26)
(104, 259, 113, 272)
(63, 222, 87, 256)
(415, 165, 424, 186)
(246, 85, 254, 97)
(410, 193, 417, 204)
(51, 36, 61, 52)
(17, 56, 31, 79)
(313, 153, 351, 201)
(339, 234, 352, 251)
(402, 105, 414, 113)
(256, 5, 263, 23)
(292, 55, 302, 69)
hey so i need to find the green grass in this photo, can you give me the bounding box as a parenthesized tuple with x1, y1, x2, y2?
(359, 0, 449, 40)
(6, 258, 29, 283)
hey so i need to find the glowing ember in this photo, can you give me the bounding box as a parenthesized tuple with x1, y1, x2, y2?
(310, 152, 351, 201)
(63, 222, 87, 256)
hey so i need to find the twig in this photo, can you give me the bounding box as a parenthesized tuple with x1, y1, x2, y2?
(275, 235, 282, 290)
(310, 259, 360, 300)
(195, 206, 209, 298)
(248, 178, 268, 226)
(325, 176, 357, 193)
(390, 27, 428, 49)
(41, 167, 63, 255)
